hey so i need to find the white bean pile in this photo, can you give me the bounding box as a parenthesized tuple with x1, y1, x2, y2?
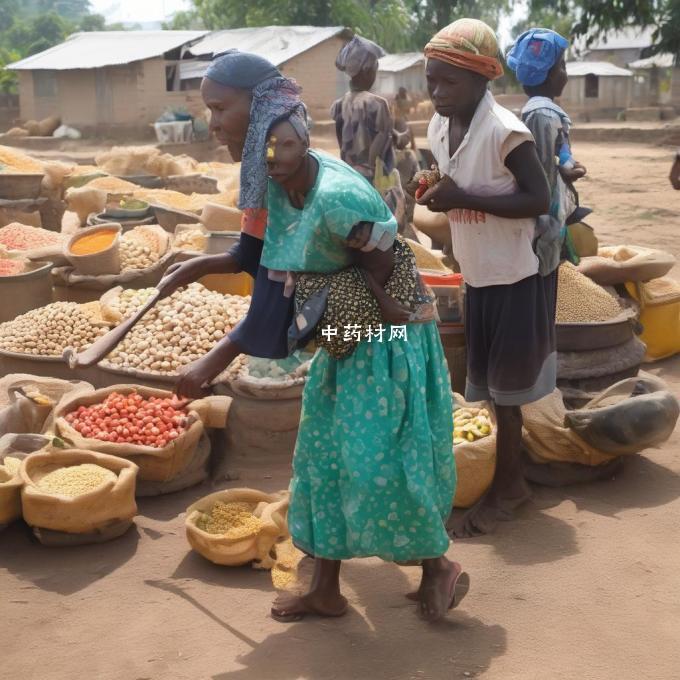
(0, 302, 108, 356)
(104, 283, 250, 375)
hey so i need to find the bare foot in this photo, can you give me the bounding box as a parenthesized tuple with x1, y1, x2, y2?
(449, 478, 531, 538)
(417, 559, 470, 622)
(271, 590, 348, 623)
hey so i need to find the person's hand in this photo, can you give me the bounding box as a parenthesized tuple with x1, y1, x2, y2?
(417, 175, 467, 212)
(157, 257, 206, 299)
(670, 157, 680, 190)
(560, 162, 587, 183)
(175, 356, 217, 399)
(378, 295, 412, 324)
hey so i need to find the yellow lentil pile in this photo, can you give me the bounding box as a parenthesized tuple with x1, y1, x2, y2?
(197, 500, 263, 538)
(37, 463, 117, 497)
(271, 538, 304, 591)
(1, 457, 22, 476)
(0, 302, 108, 356)
(86, 176, 139, 193)
(134, 189, 195, 212)
(103, 283, 249, 375)
(557, 262, 622, 323)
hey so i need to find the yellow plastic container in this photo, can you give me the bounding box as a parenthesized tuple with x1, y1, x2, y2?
(625, 279, 680, 361)
(200, 272, 253, 297)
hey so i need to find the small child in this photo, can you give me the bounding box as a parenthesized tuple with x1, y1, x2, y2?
(507, 29, 586, 267)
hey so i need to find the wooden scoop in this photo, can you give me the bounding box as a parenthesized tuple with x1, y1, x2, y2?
(63, 290, 161, 369)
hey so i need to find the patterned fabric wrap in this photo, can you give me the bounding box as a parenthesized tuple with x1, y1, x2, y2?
(507, 28, 569, 87)
(294, 237, 433, 359)
(425, 18, 504, 81)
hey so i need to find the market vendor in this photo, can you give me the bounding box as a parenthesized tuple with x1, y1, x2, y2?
(670, 150, 680, 189)
(416, 19, 552, 537)
(331, 36, 408, 232)
(159, 51, 469, 623)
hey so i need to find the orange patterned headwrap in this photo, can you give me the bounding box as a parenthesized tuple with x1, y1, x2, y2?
(425, 18, 504, 81)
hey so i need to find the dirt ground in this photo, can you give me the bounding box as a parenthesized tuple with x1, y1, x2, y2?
(3, 140, 680, 680)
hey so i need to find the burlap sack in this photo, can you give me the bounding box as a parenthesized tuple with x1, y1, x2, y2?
(20, 448, 138, 535)
(54, 385, 231, 482)
(185, 488, 289, 566)
(521, 390, 618, 466)
(452, 394, 497, 509)
(565, 376, 679, 456)
(136, 433, 210, 497)
(65, 186, 108, 226)
(0, 433, 50, 528)
(219, 355, 311, 401)
(578, 245, 676, 286)
(0, 374, 93, 436)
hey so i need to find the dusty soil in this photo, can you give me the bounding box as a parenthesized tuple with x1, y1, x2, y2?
(2, 141, 680, 680)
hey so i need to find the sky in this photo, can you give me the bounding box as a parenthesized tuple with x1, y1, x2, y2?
(89, 0, 191, 24)
(87, 0, 524, 47)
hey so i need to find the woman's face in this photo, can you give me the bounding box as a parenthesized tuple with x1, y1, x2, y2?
(266, 119, 308, 186)
(201, 78, 252, 161)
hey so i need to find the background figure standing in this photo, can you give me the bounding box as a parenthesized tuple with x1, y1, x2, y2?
(331, 36, 408, 232)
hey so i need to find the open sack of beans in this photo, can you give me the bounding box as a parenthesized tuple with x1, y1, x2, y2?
(53, 385, 232, 484)
(452, 394, 496, 509)
(0, 301, 111, 363)
(20, 447, 138, 545)
(0, 222, 64, 261)
(98, 283, 249, 380)
(185, 488, 290, 567)
(0, 374, 93, 437)
(0, 433, 51, 530)
(52, 225, 175, 293)
(217, 352, 313, 400)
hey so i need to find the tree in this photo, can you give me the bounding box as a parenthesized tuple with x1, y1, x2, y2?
(78, 13, 107, 31)
(512, 2, 576, 43)
(527, 0, 680, 57)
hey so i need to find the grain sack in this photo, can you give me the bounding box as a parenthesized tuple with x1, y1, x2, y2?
(452, 394, 496, 509)
(0, 433, 50, 529)
(565, 376, 679, 456)
(557, 262, 623, 324)
(54, 385, 231, 482)
(20, 448, 138, 541)
(578, 245, 676, 286)
(65, 186, 108, 225)
(405, 238, 452, 273)
(413, 203, 451, 249)
(185, 488, 289, 566)
(521, 390, 619, 466)
(37, 115, 61, 137)
(136, 433, 210, 497)
(625, 278, 680, 361)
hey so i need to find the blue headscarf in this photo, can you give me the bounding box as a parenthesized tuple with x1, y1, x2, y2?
(507, 29, 569, 87)
(205, 50, 308, 220)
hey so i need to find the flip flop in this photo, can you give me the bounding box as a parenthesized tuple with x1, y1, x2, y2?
(449, 562, 470, 610)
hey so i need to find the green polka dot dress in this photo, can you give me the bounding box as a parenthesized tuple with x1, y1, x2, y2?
(263, 151, 456, 561)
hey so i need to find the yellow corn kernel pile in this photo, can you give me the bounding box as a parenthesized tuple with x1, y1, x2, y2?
(85, 176, 140, 193)
(453, 407, 492, 445)
(557, 262, 622, 323)
(0, 146, 44, 173)
(197, 501, 263, 538)
(37, 463, 117, 497)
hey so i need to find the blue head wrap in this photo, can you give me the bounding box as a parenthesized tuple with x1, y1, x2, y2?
(204, 50, 308, 218)
(506, 29, 569, 87)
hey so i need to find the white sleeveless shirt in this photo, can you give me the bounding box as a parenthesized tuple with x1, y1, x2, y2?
(427, 90, 539, 287)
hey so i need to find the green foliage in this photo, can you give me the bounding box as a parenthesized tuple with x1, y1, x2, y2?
(0, 47, 22, 94)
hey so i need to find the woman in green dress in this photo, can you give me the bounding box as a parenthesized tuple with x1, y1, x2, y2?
(164, 52, 468, 623)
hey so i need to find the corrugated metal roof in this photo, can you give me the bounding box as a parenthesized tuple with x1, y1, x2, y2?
(567, 61, 633, 77)
(185, 25, 350, 63)
(628, 53, 675, 69)
(378, 53, 425, 73)
(8, 30, 208, 71)
(587, 27, 654, 51)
